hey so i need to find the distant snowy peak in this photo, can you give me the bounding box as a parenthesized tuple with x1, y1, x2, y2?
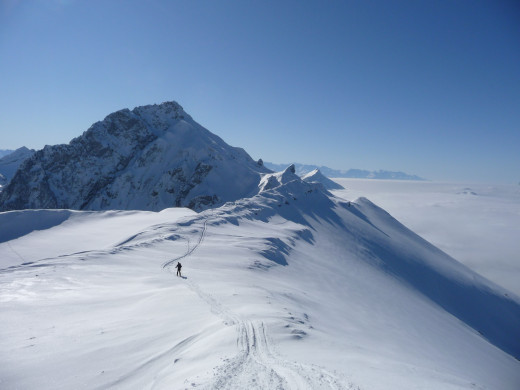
(302, 169, 344, 190)
(0, 101, 271, 212)
(0, 146, 35, 187)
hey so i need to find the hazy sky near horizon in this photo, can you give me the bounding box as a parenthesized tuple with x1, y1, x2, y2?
(1, 0, 519, 183)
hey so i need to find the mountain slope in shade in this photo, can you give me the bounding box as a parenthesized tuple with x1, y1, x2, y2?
(0, 102, 271, 212)
(0, 147, 35, 187)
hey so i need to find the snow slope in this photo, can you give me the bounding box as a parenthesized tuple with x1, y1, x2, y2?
(302, 168, 344, 190)
(331, 179, 520, 296)
(1, 171, 519, 389)
(0, 208, 196, 268)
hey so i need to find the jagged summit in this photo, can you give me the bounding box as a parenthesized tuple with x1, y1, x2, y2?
(0, 101, 271, 212)
(259, 164, 301, 192)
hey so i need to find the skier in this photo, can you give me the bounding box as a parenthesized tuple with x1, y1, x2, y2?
(176, 261, 182, 277)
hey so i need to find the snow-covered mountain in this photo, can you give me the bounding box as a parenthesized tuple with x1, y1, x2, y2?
(0, 102, 271, 212)
(0, 146, 35, 188)
(302, 168, 344, 190)
(264, 162, 425, 180)
(1, 167, 519, 389)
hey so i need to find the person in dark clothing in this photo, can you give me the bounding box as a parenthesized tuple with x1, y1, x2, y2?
(176, 262, 182, 277)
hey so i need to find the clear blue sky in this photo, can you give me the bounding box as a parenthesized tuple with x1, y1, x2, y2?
(1, 0, 519, 183)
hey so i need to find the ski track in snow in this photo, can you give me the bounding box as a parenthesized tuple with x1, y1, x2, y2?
(162, 216, 208, 270)
(206, 320, 355, 390)
(163, 216, 359, 390)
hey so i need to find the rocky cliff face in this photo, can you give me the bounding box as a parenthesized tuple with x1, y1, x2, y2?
(0, 102, 271, 212)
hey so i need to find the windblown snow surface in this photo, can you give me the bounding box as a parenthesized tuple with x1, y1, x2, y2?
(1, 170, 519, 389)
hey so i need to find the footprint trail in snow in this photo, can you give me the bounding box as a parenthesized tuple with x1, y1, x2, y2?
(163, 217, 359, 390)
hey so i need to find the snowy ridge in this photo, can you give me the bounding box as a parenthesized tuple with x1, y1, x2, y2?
(302, 168, 344, 190)
(214, 175, 520, 362)
(0, 102, 271, 212)
(331, 179, 520, 296)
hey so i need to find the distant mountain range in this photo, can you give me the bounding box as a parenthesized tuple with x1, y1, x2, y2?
(264, 162, 425, 181)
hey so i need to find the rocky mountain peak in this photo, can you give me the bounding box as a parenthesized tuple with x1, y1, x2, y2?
(0, 102, 271, 212)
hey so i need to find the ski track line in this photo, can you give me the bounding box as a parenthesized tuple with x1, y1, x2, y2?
(163, 216, 358, 390)
(206, 320, 357, 390)
(162, 217, 208, 270)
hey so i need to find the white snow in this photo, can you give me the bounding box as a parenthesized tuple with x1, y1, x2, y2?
(302, 168, 344, 190)
(0, 208, 196, 268)
(1, 176, 519, 389)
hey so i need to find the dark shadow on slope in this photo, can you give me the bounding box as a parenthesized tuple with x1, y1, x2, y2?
(260, 238, 290, 266)
(296, 228, 314, 244)
(370, 239, 520, 360)
(214, 183, 520, 359)
(343, 201, 390, 238)
(0, 209, 73, 243)
(354, 198, 520, 360)
(254, 180, 347, 231)
(211, 181, 338, 267)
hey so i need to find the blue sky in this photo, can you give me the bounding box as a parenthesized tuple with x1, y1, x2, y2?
(1, 0, 519, 183)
